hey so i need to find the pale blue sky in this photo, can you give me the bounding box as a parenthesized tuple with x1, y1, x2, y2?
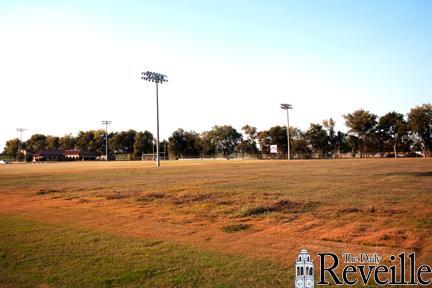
(0, 0, 431, 149)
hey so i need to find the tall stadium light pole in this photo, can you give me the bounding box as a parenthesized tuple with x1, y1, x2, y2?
(101, 120, 111, 162)
(280, 104, 293, 160)
(141, 71, 168, 167)
(16, 128, 27, 161)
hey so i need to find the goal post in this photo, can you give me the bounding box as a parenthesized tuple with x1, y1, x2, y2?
(141, 154, 157, 161)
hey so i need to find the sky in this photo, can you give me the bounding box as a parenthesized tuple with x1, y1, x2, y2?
(0, 0, 431, 150)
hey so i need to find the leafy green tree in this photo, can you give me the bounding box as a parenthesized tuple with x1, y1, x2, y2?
(26, 134, 47, 152)
(343, 109, 377, 158)
(168, 128, 188, 159)
(240, 125, 258, 156)
(110, 130, 136, 158)
(289, 127, 310, 158)
(347, 135, 360, 157)
(3, 138, 21, 159)
(76, 131, 96, 152)
(200, 131, 217, 157)
(168, 129, 203, 159)
(257, 126, 286, 157)
(134, 131, 154, 158)
(323, 118, 338, 157)
(59, 134, 76, 150)
(46, 136, 60, 150)
(408, 104, 432, 157)
(335, 131, 351, 155)
(206, 125, 242, 157)
(305, 123, 328, 157)
(378, 112, 408, 158)
(93, 130, 107, 156)
(257, 130, 271, 156)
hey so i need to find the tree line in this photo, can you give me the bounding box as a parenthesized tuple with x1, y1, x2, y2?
(3, 104, 431, 160)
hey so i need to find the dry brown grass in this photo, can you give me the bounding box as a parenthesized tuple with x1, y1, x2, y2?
(0, 158, 431, 265)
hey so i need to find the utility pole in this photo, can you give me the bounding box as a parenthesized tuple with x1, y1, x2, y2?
(16, 128, 27, 161)
(280, 104, 293, 160)
(141, 71, 168, 167)
(101, 120, 111, 161)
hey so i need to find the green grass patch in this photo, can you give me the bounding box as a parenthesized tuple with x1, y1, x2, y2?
(416, 216, 432, 229)
(0, 216, 292, 287)
(220, 223, 252, 233)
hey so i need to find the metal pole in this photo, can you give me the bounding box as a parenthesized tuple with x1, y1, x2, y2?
(19, 130, 23, 160)
(101, 121, 111, 161)
(286, 109, 290, 160)
(156, 82, 160, 167)
(16, 128, 26, 162)
(105, 122, 108, 162)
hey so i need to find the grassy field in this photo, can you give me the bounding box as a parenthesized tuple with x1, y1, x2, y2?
(0, 159, 431, 287)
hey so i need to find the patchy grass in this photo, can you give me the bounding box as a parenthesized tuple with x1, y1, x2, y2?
(36, 188, 61, 195)
(0, 216, 292, 288)
(0, 159, 431, 284)
(417, 216, 432, 229)
(221, 223, 252, 233)
(237, 200, 317, 217)
(106, 191, 130, 200)
(136, 192, 166, 202)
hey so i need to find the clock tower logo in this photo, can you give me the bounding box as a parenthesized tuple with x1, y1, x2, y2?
(295, 249, 314, 288)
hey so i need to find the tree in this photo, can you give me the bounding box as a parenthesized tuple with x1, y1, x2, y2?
(3, 138, 21, 159)
(110, 130, 136, 158)
(335, 131, 350, 156)
(168, 129, 203, 159)
(378, 112, 408, 158)
(289, 127, 310, 158)
(93, 130, 107, 156)
(323, 118, 337, 157)
(343, 109, 378, 158)
(240, 125, 258, 156)
(76, 131, 96, 152)
(257, 126, 287, 157)
(305, 123, 328, 157)
(46, 136, 60, 150)
(408, 104, 432, 157)
(26, 134, 47, 152)
(200, 131, 217, 157)
(134, 131, 154, 158)
(206, 125, 242, 157)
(257, 130, 271, 156)
(347, 135, 360, 157)
(168, 128, 188, 159)
(59, 134, 76, 150)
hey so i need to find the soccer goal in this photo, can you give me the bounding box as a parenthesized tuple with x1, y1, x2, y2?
(142, 154, 157, 161)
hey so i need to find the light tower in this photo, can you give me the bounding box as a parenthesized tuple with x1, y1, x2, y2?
(16, 128, 27, 161)
(141, 71, 168, 167)
(101, 120, 111, 161)
(295, 249, 314, 288)
(280, 103, 293, 160)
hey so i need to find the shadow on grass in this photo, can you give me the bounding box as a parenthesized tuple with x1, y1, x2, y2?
(385, 171, 432, 177)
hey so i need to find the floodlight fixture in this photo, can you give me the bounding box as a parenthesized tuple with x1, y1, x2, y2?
(280, 104, 293, 160)
(141, 71, 168, 84)
(141, 70, 168, 167)
(280, 103, 292, 110)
